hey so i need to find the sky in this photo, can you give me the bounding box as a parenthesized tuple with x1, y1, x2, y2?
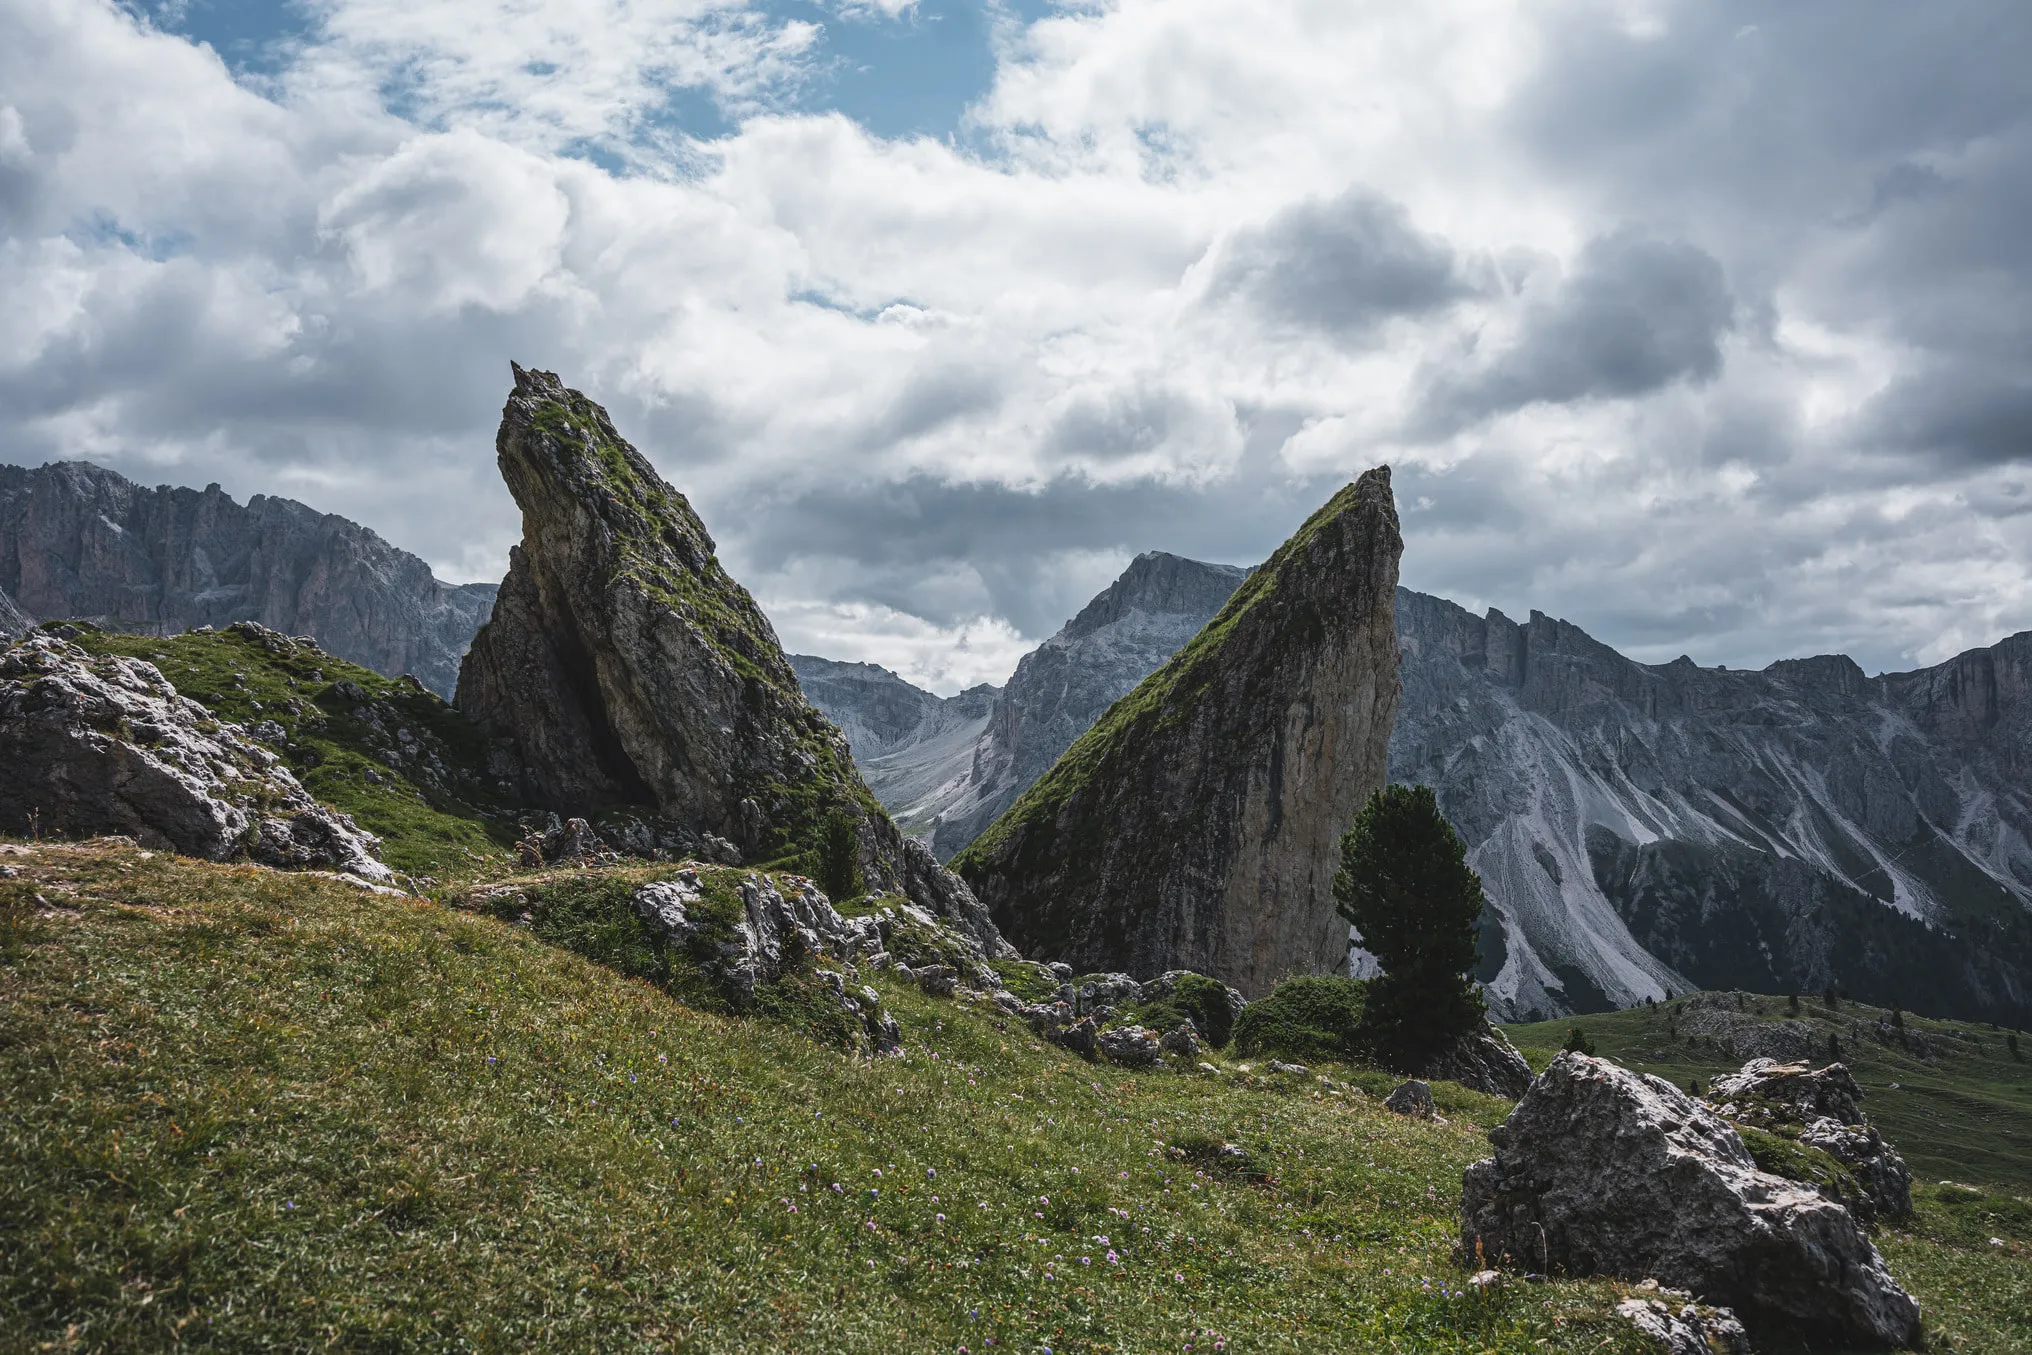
(3, 1, 2031, 693)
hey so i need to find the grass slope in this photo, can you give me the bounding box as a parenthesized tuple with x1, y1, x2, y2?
(2, 845, 2026, 1353)
(1506, 993, 2032, 1194)
(63, 623, 524, 877)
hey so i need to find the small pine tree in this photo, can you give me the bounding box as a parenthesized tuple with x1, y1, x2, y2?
(1333, 784, 1487, 1067)
(1824, 986, 1840, 1010)
(1890, 1005, 1904, 1029)
(1562, 1025, 1595, 1057)
(1787, 993, 1800, 1015)
(814, 809, 864, 904)
(2009, 1031, 2022, 1061)
(1829, 1032, 1843, 1061)
(1687, 1077, 1702, 1097)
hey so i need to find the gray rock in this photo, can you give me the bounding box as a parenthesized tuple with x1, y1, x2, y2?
(0, 460, 493, 699)
(1615, 1296, 1752, 1355)
(1097, 1025, 1162, 1068)
(1385, 1080, 1437, 1119)
(1460, 1053, 1920, 1347)
(1076, 973, 1141, 1015)
(455, 365, 1009, 958)
(1056, 1017, 1099, 1059)
(1267, 1060, 1311, 1076)
(1418, 1023, 1534, 1098)
(1709, 1059, 1866, 1126)
(1799, 1117, 1913, 1223)
(1159, 1023, 1200, 1058)
(0, 632, 392, 882)
(955, 470, 1401, 997)
(913, 964, 959, 998)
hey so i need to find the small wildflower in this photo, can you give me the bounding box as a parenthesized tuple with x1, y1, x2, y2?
(1107, 1250, 1120, 1264)
(936, 1213, 946, 1222)
(1081, 1256, 1092, 1266)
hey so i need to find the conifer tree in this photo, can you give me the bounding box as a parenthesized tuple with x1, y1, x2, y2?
(1333, 783, 1486, 1066)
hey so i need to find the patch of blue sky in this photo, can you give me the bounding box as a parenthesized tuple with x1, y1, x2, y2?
(137, 0, 1066, 153)
(69, 211, 196, 261)
(127, 0, 315, 79)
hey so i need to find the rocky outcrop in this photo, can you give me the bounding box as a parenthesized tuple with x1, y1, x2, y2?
(954, 470, 1401, 997)
(1417, 1023, 1534, 1098)
(1385, 1079, 1437, 1119)
(458, 365, 1008, 956)
(1708, 1058, 1913, 1222)
(1615, 1293, 1752, 1355)
(0, 586, 31, 642)
(1394, 588, 2032, 1023)
(1461, 1053, 1921, 1347)
(791, 554, 1248, 859)
(0, 461, 495, 698)
(0, 631, 393, 882)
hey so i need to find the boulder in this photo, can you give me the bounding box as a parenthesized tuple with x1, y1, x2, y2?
(1385, 1080, 1437, 1119)
(0, 633, 393, 883)
(456, 365, 1010, 957)
(1799, 1117, 1913, 1223)
(1418, 1023, 1534, 1098)
(1709, 1059, 1865, 1126)
(1615, 1296, 1752, 1355)
(954, 469, 1401, 997)
(1460, 1053, 1920, 1347)
(1097, 1025, 1162, 1068)
(1159, 1024, 1201, 1059)
(629, 869, 877, 1004)
(1056, 1017, 1099, 1059)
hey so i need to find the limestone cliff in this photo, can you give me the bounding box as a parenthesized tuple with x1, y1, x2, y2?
(0, 461, 494, 697)
(953, 468, 1401, 995)
(458, 365, 1009, 951)
(0, 585, 31, 642)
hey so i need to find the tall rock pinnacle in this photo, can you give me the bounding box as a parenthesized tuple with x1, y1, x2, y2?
(458, 364, 1008, 950)
(953, 468, 1403, 995)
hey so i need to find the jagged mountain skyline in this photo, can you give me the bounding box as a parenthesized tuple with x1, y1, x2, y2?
(795, 550, 2032, 1025)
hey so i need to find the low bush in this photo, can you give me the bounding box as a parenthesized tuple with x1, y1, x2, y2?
(1232, 975, 1367, 1061)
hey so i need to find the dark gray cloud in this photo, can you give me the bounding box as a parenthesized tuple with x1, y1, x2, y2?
(1207, 187, 1471, 338)
(1415, 228, 1733, 436)
(1857, 369, 2032, 470)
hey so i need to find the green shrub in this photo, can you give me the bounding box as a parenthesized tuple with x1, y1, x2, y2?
(1232, 976, 1366, 1061)
(1562, 1025, 1595, 1056)
(1129, 973, 1236, 1049)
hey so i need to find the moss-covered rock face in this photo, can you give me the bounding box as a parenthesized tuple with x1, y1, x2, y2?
(458, 365, 1008, 953)
(954, 468, 1402, 995)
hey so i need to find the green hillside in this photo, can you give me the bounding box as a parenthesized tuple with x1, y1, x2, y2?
(1, 843, 2027, 1352)
(1506, 992, 2032, 1194)
(62, 622, 526, 877)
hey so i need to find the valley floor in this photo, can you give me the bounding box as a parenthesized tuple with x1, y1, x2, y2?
(1, 841, 2026, 1353)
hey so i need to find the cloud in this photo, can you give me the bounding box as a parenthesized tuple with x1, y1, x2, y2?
(4, 0, 2032, 698)
(1415, 228, 1734, 436)
(1204, 187, 1473, 338)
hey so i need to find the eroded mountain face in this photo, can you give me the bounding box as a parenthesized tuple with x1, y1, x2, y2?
(951, 469, 1403, 997)
(1394, 592, 2032, 1024)
(0, 462, 495, 698)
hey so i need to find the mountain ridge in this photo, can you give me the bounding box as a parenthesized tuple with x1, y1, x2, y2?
(0, 460, 495, 697)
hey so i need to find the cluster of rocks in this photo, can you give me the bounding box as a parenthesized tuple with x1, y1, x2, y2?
(1615, 1285, 1752, 1355)
(1460, 1052, 1921, 1348)
(1416, 1023, 1535, 1098)
(1707, 1058, 1913, 1224)
(984, 967, 1247, 1069)
(0, 631, 393, 883)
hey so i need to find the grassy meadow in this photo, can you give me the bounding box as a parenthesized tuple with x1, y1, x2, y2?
(0, 840, 2025, 1352)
